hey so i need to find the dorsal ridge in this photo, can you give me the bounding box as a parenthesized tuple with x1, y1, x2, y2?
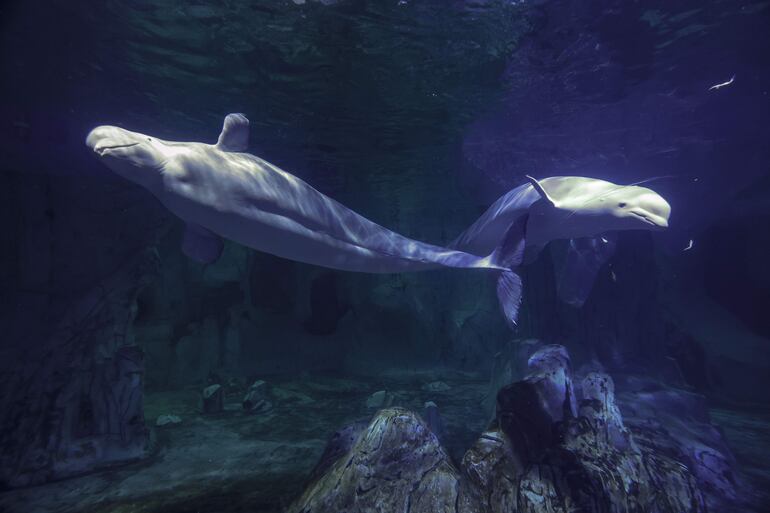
(526, 175, 557, 207)
(216, 113, 250, 152)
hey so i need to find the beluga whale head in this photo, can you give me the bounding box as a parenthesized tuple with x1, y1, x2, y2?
(524, 175, 671, 250)
(86, 125, 170, 189)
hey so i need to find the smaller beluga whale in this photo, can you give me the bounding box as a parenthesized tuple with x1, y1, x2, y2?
(86, 114, 671, 327)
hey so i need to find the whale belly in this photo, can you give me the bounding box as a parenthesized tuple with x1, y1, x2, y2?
(162, 192, 437, 272)
(159, 151, 494, 274)
(226, 208, 441, 273)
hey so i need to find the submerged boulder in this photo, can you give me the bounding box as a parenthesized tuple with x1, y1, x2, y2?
(242, 380, 272, 413)
(617, 383, 741, 510)
(200, 384, 224, 414)
(461, 428, 522, 512)
(487, 358, 707, 513)
(496, 344, 577, 463)
(0, 251, 155, 488)
(288, 408, 462, 513)
(579, 372, 631, 450)
(155, 414, 182, 427)
(307, 418, 370, 483)
(483, 338, 543, 420)
(422, 380, 451, 392)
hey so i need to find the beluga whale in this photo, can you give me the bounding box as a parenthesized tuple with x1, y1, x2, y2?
(86, 113, 671, 327)
(449, 175, 671, 308)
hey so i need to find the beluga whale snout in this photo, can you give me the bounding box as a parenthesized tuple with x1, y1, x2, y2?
(86, 125, 169, 188)
(86, 113, 673, 328)
(87, 126, 139, 155)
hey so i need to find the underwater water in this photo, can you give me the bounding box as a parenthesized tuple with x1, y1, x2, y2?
(1, 0, 770, 512)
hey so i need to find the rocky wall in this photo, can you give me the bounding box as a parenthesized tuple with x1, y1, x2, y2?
(0, 249, 157, 487)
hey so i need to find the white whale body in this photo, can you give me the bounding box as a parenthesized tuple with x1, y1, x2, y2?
(86, 113, 671, 326)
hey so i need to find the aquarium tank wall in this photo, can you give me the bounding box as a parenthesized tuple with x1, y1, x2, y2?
(1, 1, 769, 512)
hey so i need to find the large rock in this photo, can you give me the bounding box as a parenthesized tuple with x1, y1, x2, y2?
(307, 418, 369, 483)
(242, 380, 272, 413)
(579, 372, 631, 450)
(525, 345, 578, 422)
(496, 344, 577, 463)
(288, 408, 462, 513)
(200, 384, 224, 414)
(155, 414, 181, 427)
(483, 338, 543, 420)
(0, 250, 155, 488)
(617, 383, 741, 511)
(475, 367, 708, 513)
(422, 381, 451, 392)
(488, 361, 716, 513)
(461, 429, 521, 513)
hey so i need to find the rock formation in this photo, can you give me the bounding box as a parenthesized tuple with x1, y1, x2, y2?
(0, 250, 157, 487)
(242, 380, 272, 413)
(288, 408, 462, 513)
(291, 345, 745, 513)
(201, 384, 224, 414)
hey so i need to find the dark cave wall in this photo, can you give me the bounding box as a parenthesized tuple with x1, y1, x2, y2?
(0, 158, 165, 486)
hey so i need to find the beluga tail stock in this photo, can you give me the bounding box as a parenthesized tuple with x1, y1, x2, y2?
(86, 113, 671, 327)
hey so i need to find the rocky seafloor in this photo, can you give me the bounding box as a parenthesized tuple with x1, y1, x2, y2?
(1, 344, 768, 513)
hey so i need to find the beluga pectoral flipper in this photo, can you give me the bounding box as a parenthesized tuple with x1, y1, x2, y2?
(86, 114, 671, 328)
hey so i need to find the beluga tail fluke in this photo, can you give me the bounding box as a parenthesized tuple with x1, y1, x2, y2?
(87, 114, 671, 327)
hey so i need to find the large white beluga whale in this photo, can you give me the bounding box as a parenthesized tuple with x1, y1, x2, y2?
(86, 113, 671, 326)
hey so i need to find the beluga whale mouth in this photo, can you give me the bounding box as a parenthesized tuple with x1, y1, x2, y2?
(85, 124, 168, 188)
(629, 209, 668, 228)
(92, 142, 139, 156)
(86, 125, 142, 156)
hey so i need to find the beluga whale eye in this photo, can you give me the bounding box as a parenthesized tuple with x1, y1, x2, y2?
(618, 202, 627, 208)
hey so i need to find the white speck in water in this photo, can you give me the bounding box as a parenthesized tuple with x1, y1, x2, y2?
(709, 74, 735, 91)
